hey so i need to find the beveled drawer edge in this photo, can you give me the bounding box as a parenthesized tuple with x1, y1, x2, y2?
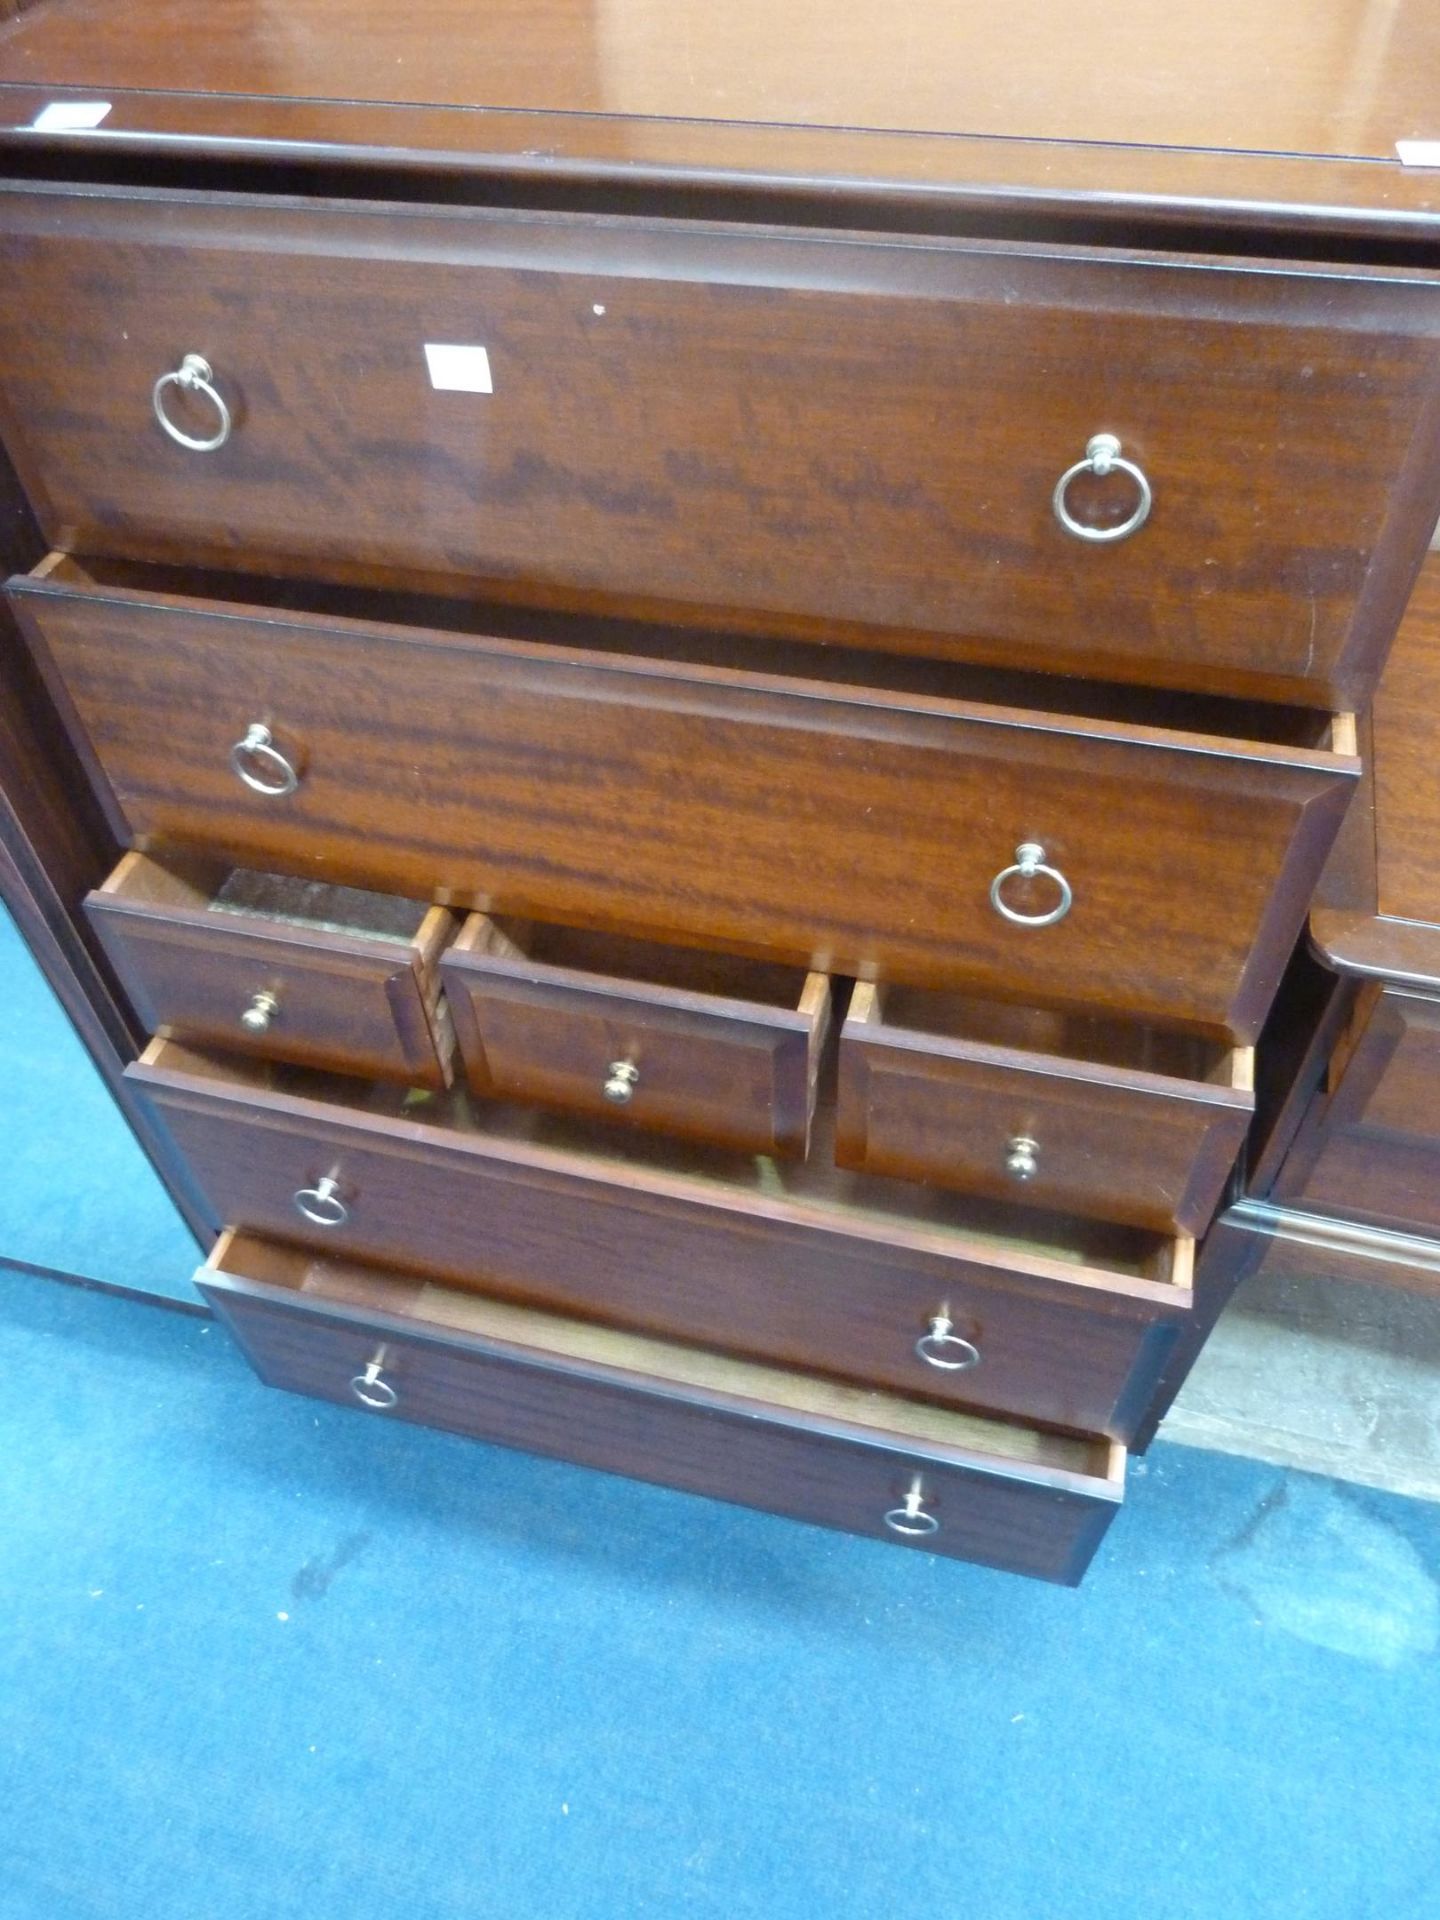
(87, 853, 454, 968)
(1225, 1197, 1440, 1284)
(7, 554, 1359, 779)
(134, 1040, 1192, 1312)
(198, 1230, 1126, 1502)
(842, 986, 1256, 1109)
(445, 910, 829, 1034)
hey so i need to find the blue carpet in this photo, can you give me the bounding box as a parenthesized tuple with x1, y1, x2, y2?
(1, 1269, 1436, 1920)
(0, 906, 198, 1300)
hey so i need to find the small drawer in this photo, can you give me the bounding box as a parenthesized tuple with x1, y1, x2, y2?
(442, 915, 830, 1156)
(198, 1231, 1126, 1585)
(838, 984, 1254, 1233)
(87, 851, 457, 1087)
(130, 1039, 1191, 1441)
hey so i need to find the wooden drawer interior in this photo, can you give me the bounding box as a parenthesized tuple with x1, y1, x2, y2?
(442, 913, 830, 1155)
(199, 1230, 1126, 1583)
(87, 849, 457, 1086)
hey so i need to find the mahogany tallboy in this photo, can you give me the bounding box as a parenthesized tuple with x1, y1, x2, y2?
(3, 0, 1440, 1582)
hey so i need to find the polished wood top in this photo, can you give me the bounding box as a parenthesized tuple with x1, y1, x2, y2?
(0, 0, 1436, 159)
(2, 0, 1440, 232)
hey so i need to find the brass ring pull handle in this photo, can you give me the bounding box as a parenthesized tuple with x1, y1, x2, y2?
(1052, 433, 1152, 543)
(294, 1175, 349, 1229)
(153, 353, 232, 452)
(883, 1475, 941, 1538)
(989, 843, 1072, 928)
(230, 723, 300, 797)
(351, 1346, 398, 1410)
(915, 1313, 981, 1373)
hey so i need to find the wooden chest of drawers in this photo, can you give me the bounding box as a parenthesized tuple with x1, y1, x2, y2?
(3, 0, 1440, 1583)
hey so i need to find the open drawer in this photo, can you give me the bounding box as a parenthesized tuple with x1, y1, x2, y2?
(838, 984, 1254, 1232)
(11, 553, 1357, 1039)
(130, 1039, 1191, 1441)
(87, 851, 457, 1087)
(441, 914, 830, 1156)
(198, 1231, 1126, 1584)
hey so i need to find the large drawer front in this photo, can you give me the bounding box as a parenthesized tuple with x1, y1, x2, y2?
(129, 1043, 1189, 1441)
(14, 569, 1354, 1037)
(199, 1233, 1126, 1584)
(3, 187, 1440, 704)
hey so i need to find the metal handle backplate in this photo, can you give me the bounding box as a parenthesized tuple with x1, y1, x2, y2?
(1052, 433, 1152, 543)
(230, 723, 300, 797)
(153, 353, 232, 453)
(989, 843, 1072, 928)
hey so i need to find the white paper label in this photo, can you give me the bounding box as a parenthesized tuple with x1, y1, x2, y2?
(1396, 140, 1440, 168)
(424, 344, 494, 394)
(29, 100, 112, 132)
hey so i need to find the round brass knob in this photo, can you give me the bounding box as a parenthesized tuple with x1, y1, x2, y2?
(1005, 1135, 1040, 1182)
(241, 989, 280, 1035)
(604, 1060, 639, 1104)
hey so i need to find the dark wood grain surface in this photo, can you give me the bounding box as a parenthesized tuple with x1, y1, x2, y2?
(443, 915, 829, 1158)
(12, 564, 1356, 1039)
(2, 185, 1439, 704)
(836, 983, 1252, 1233)
(129, 1039, 1189, 1440)
(200, 1230, 1125, 1583)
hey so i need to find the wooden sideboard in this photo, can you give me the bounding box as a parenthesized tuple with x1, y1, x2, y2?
(2, 0, 1440, 1582)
